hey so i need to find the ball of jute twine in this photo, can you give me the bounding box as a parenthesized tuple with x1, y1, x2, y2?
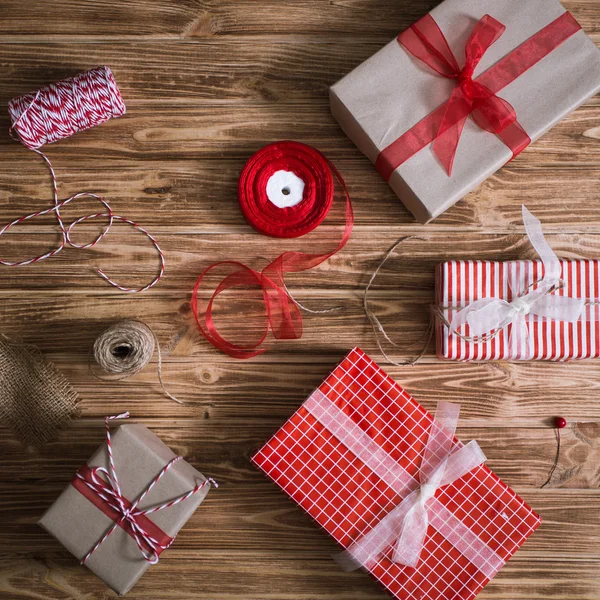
(91, 320, 184, 404)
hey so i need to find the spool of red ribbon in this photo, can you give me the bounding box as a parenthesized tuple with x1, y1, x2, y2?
(192, 141, 353, 359)
(238, 141, 335, 238)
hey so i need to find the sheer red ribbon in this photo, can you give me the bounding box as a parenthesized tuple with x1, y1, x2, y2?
(192, 141, 353, 359)
(375, 11, 582, 179)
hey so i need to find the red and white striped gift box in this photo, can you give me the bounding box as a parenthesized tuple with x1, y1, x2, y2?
(435, 259, 600, 361)
(252, 348, 541, 600)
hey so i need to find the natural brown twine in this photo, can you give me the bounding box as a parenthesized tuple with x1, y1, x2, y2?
(364, 237, 433, 366)
(90, 320, 184, 405)
(0, 334, 79, 447)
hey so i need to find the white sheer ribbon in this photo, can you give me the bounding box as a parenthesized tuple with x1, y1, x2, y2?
(304, 391, 505, 579)
(449, 205, 586, 358)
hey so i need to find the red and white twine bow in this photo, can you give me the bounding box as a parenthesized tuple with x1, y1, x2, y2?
(3, 67, 165, 292)
(77, 413, 217, 564)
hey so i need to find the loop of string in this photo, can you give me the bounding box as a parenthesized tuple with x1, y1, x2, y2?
(90, 320, 185, 405)
(3, 67, 165, 292)
(364, 237, 434, 366)
(363, 206, 600, 366)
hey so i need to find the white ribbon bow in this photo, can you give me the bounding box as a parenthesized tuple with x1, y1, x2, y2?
(334, 401, 489, 572)
(449, 205, 586, 358)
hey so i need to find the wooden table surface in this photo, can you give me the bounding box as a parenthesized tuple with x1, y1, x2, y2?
(1, 1, 599, 599)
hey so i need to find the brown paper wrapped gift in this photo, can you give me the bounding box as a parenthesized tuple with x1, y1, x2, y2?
(39, 417, 214, 595)
(330, 0, 600, 223)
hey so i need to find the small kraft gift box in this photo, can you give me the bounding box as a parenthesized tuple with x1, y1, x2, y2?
(435, 206, 600, 361)
(252, 348, 541, 600)
(39, 413, 216, 595)
(330, 0, 600, 223)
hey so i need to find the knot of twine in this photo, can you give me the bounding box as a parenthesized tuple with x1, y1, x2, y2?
(91, 321, 184, 404)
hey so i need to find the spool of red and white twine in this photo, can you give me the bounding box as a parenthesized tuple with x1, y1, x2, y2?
(192, 141, 354, 359)
(2, 66, 165, 292)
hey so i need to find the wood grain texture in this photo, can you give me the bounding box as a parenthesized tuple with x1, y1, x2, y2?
(0, 1, 599, 599)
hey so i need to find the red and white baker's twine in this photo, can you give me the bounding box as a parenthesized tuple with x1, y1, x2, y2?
(77, 413, 217, 564)
(4, 67, 165, 292)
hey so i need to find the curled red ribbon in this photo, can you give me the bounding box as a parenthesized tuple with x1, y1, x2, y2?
(192, 141, 353, 359)
(375, 11, 582, 179)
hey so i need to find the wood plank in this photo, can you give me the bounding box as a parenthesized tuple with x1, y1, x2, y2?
(0, 42, 599, 107)
(0, 552, 598, 600)
(2, 282, 600, 370)
(2, 229, 600, 291)
(2, 157, 600, 231)
(1, 358, 599, 426)
(0, 0, 596, 38)
(1, 99, 599, 160)
(1, 418, 598, 489)
(1, 485, 599, 557)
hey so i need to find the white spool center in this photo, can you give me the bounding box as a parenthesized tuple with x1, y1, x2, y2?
(266, 170, 305, 209)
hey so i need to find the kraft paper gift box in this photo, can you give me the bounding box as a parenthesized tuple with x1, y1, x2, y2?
(330, 0, 600, 223)
(435, 207, 600, 361)
(252, 348, 541, 600)
(39, 417, 213, 595)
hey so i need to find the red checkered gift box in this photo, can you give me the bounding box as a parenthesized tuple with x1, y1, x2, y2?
(252, 348, 541, 600)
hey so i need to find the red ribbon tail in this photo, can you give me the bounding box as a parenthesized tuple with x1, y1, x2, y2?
(433, 115, 468, 177)
(433, 86, 473, 176)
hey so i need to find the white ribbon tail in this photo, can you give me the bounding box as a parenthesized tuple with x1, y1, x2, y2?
(530, 294, 586, 322)
(522, 205, 561, 283)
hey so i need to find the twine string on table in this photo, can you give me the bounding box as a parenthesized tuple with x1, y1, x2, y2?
(364, 237, 434, 366)
(366, 208, 600, 365)
(3, 66, 165, 292)
(365, 242, 586, 366)
(91, 320, 184, 404)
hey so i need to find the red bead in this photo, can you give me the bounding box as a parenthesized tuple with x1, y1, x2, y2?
(555, 417, 567, 429)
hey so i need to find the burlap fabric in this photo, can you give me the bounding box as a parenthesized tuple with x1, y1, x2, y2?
(0, 335, 79, 446)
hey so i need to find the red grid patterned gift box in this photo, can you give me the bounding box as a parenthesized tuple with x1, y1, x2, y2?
(252, 348, 541, 600)
(435, 259, 600, 361)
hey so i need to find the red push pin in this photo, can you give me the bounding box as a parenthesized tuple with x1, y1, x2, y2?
(541, 416, 567, 488)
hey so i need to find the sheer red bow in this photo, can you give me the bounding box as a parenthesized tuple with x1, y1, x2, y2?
(399, 14, 531, 175)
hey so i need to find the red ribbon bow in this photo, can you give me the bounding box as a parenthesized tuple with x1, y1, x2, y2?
(398, 14, 531, 176)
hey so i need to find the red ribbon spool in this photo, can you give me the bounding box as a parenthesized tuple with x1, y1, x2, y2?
(192, 141, 353, 359)
(239, 141, 335, 238)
